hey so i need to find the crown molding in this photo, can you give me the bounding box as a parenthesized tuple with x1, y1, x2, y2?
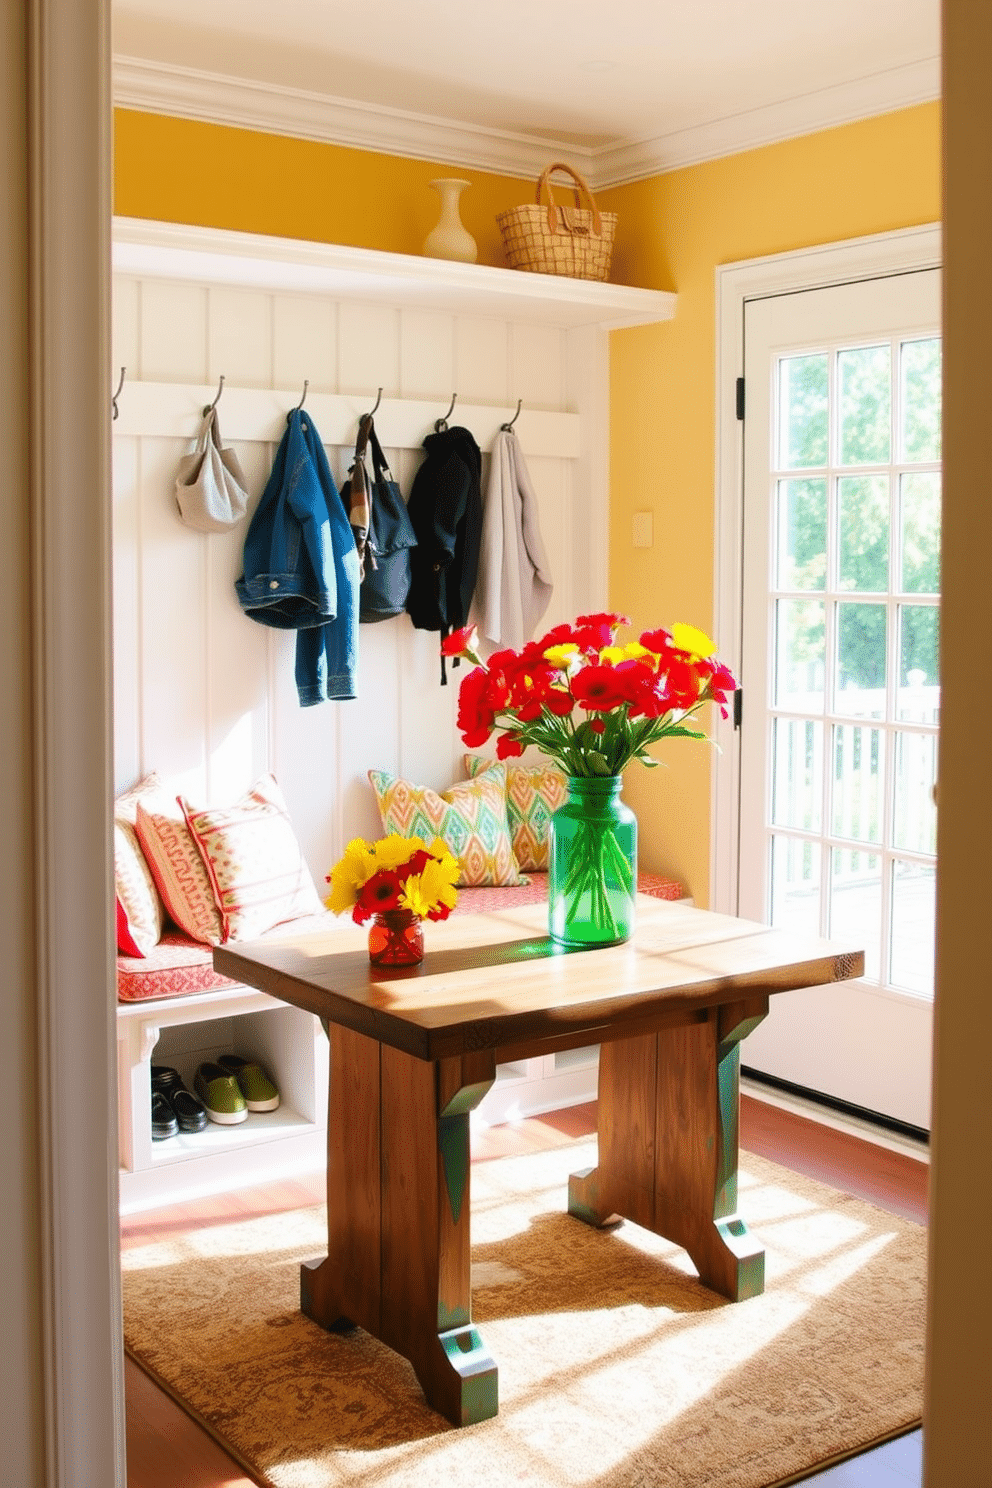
(591, 57, 941, 187)
(111, 55, 587, 182)
(112, 52, 941, 193)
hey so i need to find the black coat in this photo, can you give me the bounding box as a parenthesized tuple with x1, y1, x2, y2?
(405, 426, 483, 646)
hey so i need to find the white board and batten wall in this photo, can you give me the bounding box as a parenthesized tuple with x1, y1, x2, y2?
(111, 219, 676, 1151)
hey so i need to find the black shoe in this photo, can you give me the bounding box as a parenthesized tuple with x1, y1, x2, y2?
(151, 1090, 179, 1140)
(151, 1064, 209, 1134)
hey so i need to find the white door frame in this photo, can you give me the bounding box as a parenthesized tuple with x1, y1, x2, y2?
(711, 223, 943, 916)
(8, 0, 125, 1483)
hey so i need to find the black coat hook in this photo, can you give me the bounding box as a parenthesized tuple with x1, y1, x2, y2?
(501, 398, 523, 432)
(435, 392, 457, 432)
(288, 379, 310, 421)
(366, 386, 383, 419)
(203, 375, 225, 416)
(112, 366, 126, 421)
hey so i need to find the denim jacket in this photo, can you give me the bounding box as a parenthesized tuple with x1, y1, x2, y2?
(236, 409, 359, 705)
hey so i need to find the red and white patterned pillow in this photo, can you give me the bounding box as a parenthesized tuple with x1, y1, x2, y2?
(136, 795, 225, 945)
(114, 773, 166, 957)
(179, 774, 322, 943)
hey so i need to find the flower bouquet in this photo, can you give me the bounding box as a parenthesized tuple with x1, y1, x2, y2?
(325, 833, 459, 965)
(441, 613, 736, 945)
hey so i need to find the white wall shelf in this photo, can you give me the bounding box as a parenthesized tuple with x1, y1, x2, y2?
(112, 217, 677, 330)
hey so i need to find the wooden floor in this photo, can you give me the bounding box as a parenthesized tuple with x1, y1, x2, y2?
(122, 1094, 928, 1488)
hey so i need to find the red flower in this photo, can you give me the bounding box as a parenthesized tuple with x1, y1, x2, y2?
(575, 611, 629, 629)
(705, 661, 738, 718)
(396, 849, 431, 882)
(354, 870, 402, 923)
(456, 666, 497, 747)
(441, 624, 481, 661)
(664, 657, 703, 708)
(639, 627, 674, 656)
(571, 665, 628, 711)
(616, 659, 666, 717)
(544, 686, 575, 717)
(496, 730, 525, 759)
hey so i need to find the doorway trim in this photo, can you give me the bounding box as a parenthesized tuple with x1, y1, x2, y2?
(22, 0, 125, 1483)
(711, 223, 943, 916)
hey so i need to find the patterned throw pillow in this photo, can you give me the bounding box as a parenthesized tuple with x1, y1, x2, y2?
(368, 764, 527, 887)
(136, 796, 225, 946)
(114, 773, 166, 957)
(464, 754, 567, 871)
(179, 774, 322, 943)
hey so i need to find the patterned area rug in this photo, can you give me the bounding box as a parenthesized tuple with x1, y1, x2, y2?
(122, 1144, 925, 1488)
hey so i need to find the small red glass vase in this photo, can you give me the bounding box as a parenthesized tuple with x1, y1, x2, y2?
(367, 908, 425, 967)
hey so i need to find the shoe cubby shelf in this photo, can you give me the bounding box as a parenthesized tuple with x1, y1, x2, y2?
(116, 984, 329, 1214)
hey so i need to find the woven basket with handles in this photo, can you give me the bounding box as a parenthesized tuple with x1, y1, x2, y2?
(497, 162, 616, 282)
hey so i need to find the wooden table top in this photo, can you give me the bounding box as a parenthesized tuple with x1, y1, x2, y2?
(213, 897, 864, 1062)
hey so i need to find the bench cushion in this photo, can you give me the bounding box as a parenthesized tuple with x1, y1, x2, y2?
(116, 912, 343, 1003)
(455, 870, 685, 915)
(117, 931, 237, 1003)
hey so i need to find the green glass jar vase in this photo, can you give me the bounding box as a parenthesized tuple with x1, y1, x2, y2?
(548, 775, 637, 947)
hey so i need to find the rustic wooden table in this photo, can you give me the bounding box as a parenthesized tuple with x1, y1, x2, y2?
(215, 897, 863, 1427)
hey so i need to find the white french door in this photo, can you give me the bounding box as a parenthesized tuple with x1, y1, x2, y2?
(737, 269, 940, 1131)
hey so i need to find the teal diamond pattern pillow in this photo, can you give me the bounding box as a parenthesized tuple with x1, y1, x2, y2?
(368, 765, 526, 887)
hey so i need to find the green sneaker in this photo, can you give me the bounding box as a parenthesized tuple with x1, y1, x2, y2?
(217, 1053, 281, 1112)
(194, 1062, 248, 1125)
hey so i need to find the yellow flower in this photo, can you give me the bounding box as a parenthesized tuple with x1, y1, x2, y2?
(600, 642, 652, 666)
(671, 622, 717, 661)
(400, 852, 460, 918)
(373, 833, 428, 871)
(543, 643, 580, 669)
(325, 836, 375, 913)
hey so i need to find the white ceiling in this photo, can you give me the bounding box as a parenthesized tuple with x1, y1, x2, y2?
(112, 0, 941, 187)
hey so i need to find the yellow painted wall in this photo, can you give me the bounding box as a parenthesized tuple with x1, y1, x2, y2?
(114, 103, 941, 904)
(599, 103, 941, 903)
(114, 109, 531, 265)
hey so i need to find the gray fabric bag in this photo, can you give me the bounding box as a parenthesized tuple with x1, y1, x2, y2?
(175, 407, 249, 533)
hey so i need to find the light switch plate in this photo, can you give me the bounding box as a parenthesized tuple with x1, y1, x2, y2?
(632, 510, 653, 548)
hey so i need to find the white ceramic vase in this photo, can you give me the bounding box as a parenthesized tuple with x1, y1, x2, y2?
(422, 178, 477, 263)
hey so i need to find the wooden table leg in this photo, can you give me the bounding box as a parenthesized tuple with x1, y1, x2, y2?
(568, 997, 769, 1302)
(300, 1024, 498, 1425)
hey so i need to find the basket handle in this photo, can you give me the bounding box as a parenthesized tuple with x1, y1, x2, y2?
(536, 161, 603, 238)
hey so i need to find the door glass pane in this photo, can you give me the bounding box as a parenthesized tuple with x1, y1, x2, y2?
(775, 599, 824, 710)
(893, 732, 938, 854)
(838, 475, 889, 592)
(770, 835, 821, 935)
(897, 605, 940, 721)
(773, 718, 822, 831)
(778, 354, 828, 469)
(901, 337, 942, 463)
(830, 847, 881, 981)
(776, 478, 826, 589)
(890, 861, 936, 995)
(835, 602, 887, 717)
(832, 725, 882, 844)
(900, 472, 941, 594)
(838, 344, 891, 465)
